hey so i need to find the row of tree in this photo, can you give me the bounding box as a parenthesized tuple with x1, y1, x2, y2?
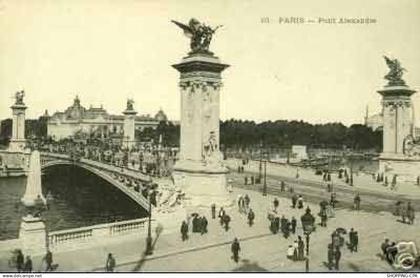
(0, 118, 382, 151)
(220, 119, 382, 151)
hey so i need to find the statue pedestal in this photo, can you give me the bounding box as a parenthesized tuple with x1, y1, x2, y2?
(173, 160, 232, 209)
(19, 215, 47, 256)
(172, 52, 232, 209)
(379, 153, 420, 182)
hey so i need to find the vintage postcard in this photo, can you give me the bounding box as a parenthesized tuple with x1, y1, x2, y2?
(0, 0, 419, 275)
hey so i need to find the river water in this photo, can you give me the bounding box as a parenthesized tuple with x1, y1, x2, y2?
(0, 166, 148, 240)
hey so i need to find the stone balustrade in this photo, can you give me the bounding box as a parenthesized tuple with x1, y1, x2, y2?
(47, 217, 150, 251)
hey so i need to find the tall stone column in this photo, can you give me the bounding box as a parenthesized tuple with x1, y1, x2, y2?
(172, 53, 231, 208)
(378, 56, 417, 177)
(123, 99, 137, 150)
(9, 90, 27, 151)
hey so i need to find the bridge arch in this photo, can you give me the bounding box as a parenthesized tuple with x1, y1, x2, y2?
(41, 159, 151, 212)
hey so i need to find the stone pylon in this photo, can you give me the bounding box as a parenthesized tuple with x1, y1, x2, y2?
(21, 150, 47, 207)
(172, 52, 232, 209)
(123, 99, 137, 150)
(9, 91, 27, 151)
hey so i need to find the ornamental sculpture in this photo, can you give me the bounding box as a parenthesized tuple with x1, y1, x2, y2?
(126, 99, 134, 111)
(172, 18, 222, 54)
(383, 56, 406, 86)
(14, 90, 25, 105)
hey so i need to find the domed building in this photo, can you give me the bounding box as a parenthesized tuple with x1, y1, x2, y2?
(47, 96, 168, 141)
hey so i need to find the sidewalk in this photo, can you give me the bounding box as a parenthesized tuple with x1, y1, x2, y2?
(1, 185, 418, 272)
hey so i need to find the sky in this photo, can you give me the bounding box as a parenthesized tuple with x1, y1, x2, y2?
(0, 0, 419, 126)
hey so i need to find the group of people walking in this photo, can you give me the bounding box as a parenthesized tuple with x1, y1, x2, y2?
(13, 249, 54, 273)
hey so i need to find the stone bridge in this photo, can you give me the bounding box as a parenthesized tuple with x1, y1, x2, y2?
(40, 152, 153, 212)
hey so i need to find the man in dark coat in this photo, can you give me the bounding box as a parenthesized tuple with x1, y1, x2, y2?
(291, 194, 298, 208)
(348, 228, 355, 252)
(291, 217, 297, 234)
(223, 214, 231, 231)
(334, 247, 341, 270)
(353, 231, 359, 252)
(211, 204, 216, 219)
(192, 215, 199, 233)
(16, 250, 24, 272)
(298, 236, 305, 261)
(44, 250, 53, 271)
(354, 193, 361, 210)
(247, 209, 255, 227)
(320, 209, 328, 227)
(24, 256, 32, 273)
(381, 238, 390, 259)
(219, 207, 225, 225)
(180, 220, 189, 241)
(280, 215, 287, 233)
(231, 238, 241, 263)
(283, 220, 291, 239)
(201, 216, 208, 234)
(327, 244, 334, 270)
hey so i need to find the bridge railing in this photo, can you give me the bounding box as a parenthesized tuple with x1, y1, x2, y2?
(47, 217, 150, 251)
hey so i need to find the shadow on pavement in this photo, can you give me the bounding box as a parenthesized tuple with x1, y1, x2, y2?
(232, 259, 268, 272)
(131, 225, 163, 272)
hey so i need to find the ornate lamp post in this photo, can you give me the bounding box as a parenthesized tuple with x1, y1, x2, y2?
(301, 207, 315, 272)
(259, 141, 263, 182)
(263, 156, 267, 196)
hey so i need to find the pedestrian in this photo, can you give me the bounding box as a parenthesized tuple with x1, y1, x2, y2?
(280, 181, 286, 192)
(24, 255, 32, 273)
(223, 214, 231, 231)
(251, 176, 254, 185)
(219, 207, 225, 225)
(244, 194, 250, 210)
(291, 194, 298, 208)
(201, 216, 208, 235)
(43, 250, 53, 271)
(330, 192, 337, 209)
(327, 244, 334, 270)
(353, 231, 359, 252)
(105, 253, 116, 272)
(291, 217, 297, 234)
(247, 209, 255, 227)
(348, 228, 355, 252)
(334, 246, 341, 270)
(406, 201, 415, 224)
(273, 198, 279, 212)
(211, 203, 216, 219)
(381, 238, 390, 259)
(16, 249, 24, 272)
(180, 220, 189, 241)
(297, 195, 304, 209)
(298, 236, 305, 261)
(231, 238, 241, 263)
(320, 209, 328, 227)
(354, 193, 361, 210)
(293, 240, 299, 261)
(192, 215, 199, 233)
(244, 176, 248, 185)
(283, 220, 290, 239)
(280, 215, 287, 233)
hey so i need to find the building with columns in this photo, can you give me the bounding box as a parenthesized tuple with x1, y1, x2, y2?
(47, 96, 168, 141)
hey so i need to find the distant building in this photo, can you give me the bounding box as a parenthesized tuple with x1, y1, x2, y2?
(364, 105, 383, 132)
(47, 96, 168, 141)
